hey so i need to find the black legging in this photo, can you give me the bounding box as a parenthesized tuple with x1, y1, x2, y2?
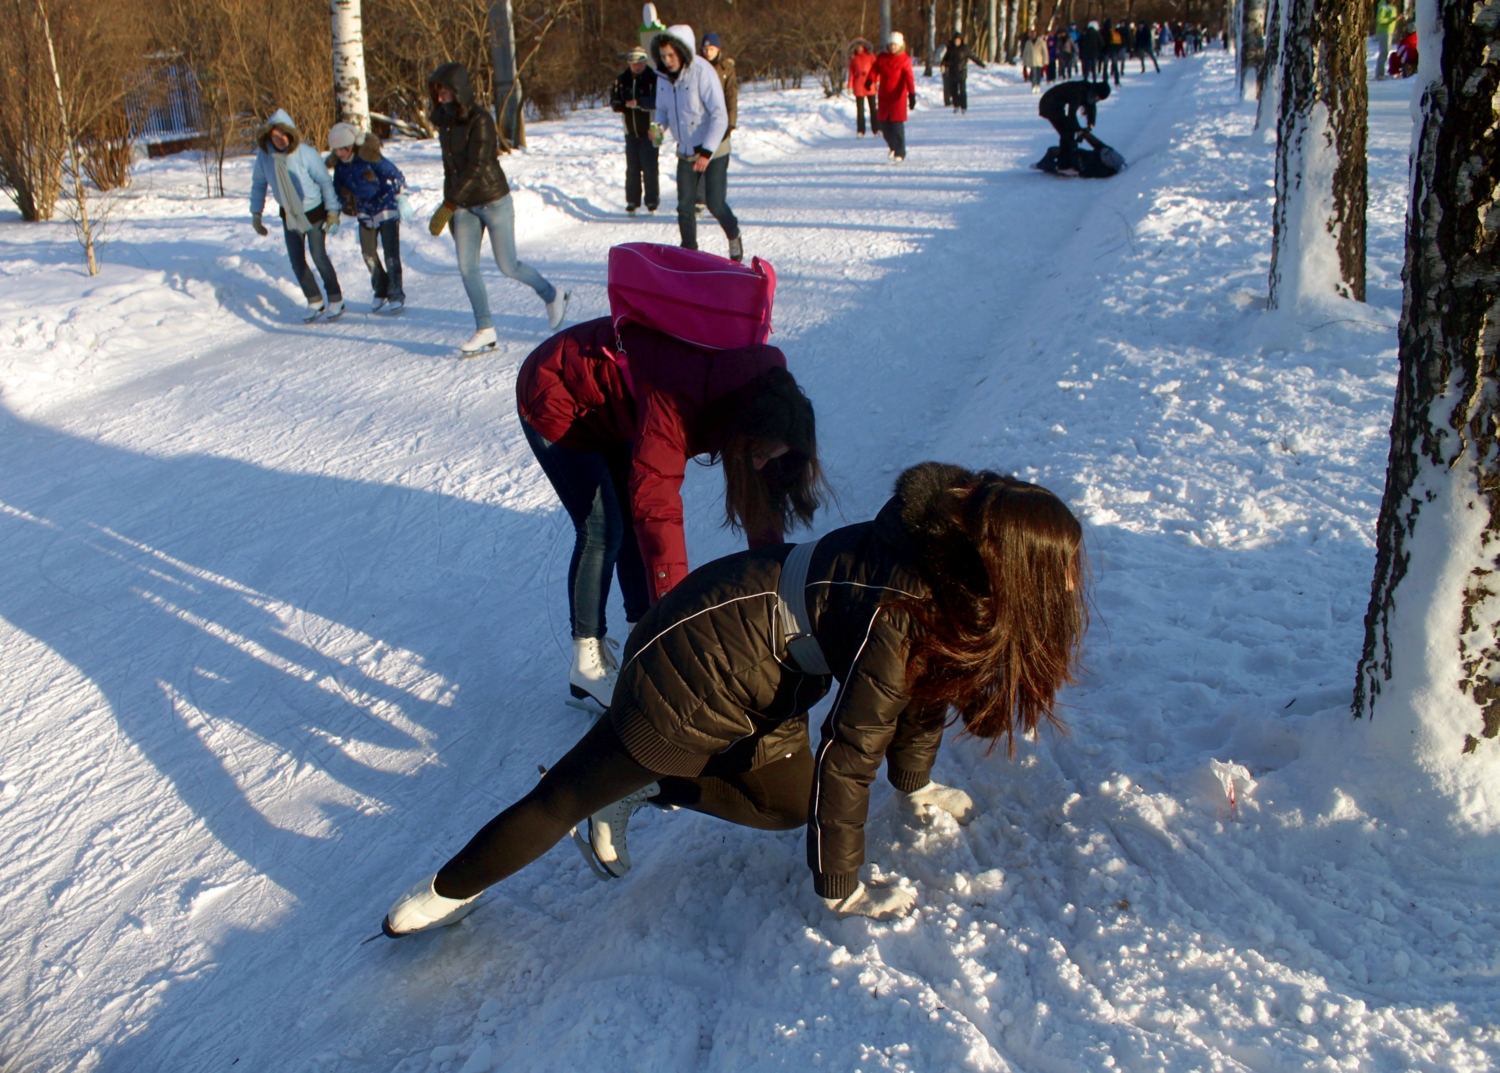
(1043, 109, 1082, 160)
(434, 716, 814, 898)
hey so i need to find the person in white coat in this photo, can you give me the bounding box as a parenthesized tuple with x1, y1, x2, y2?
(249, 108, 345, 322)
(650, 24, 742, 262)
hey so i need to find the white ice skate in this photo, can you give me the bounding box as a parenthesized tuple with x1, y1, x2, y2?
(546, 290, 571, 331)
(324, 298, 345, 321)
(569, 636, 619, 708)
(460, 327, 498, 355)
(382, 874, 481, 937)
(571, 783, 660, 879)
(385, 298, 405, 314)
(302, 301, 325, 323)
(371, 297, 388, 313)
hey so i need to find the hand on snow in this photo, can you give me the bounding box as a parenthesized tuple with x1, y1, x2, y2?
(397, 194, 415, 221)
(324, 211, 341, 236)
(429, 202, 456, 237)
(251, 213, 268, 237)
(824, 881, 917, 921)
(904, 780, 974, 823)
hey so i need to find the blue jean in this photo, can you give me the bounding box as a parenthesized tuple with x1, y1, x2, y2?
(675, 154, 738, 250)
(521, 418, 649, 639)
(283, 220, 341, 303)
(360, 219, 403, 302)
(452, 196, 555, 330)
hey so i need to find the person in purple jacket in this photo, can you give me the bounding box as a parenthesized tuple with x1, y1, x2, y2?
(327, 123, 412, 314)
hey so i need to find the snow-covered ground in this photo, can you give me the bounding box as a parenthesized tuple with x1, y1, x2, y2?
(2, 50, 1495, 1073)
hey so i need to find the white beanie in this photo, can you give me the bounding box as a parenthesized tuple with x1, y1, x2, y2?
(328, 122, 361, 151)
(888, 31, 906, 50)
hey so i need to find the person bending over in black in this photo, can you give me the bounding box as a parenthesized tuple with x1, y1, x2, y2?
(1038, 80, 1110, 168)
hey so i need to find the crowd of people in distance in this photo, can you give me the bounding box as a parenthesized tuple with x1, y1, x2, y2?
(244, 13, 1232, 345)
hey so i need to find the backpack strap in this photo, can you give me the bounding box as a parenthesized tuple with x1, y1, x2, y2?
(778, 540, 831, 676)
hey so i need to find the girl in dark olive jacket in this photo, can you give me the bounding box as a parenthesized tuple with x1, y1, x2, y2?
(383, 463, 1088, 935)
(516, 315, 824, 709)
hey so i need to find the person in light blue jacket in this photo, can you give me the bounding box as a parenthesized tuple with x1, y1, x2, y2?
(249, 108, 345, 322)
(651, 24, 741, 262)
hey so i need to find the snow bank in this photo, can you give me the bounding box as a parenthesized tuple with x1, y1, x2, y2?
(2, 53, 1496, 1073)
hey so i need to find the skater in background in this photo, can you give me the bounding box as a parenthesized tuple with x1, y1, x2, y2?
(941, 31, 985, 113)
(1102, 19, 1125, 86)
(871, 31, 917, 162)
(1134, 21, 1160, 73)
(1039, 79, 1110, 166)
(611, 46, 660, 214)
(1056, 29, 1077, 79)
(428, 63, 567, 356)
(381, 463, 1089, 936)
(694, 33, 738, 217)
(848, 39, 878, 136)
(326, 123, 411, 315)
(653, 25, 744, 262)
(1078, 20, 1104, 80)
(1025, 31, 1050, 93)
(1373, 0, 1398, 79)
(510, 315, 824, 707)
(249, 109, 344, 323)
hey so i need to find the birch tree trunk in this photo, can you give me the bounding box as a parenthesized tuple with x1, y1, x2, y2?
(1239, 0, 1267, 98)
(330, 0, 370, 129)
(987, 0, 1000, 59)
(1265, 0, 1367, 306)
(926, 0, 938, 74)
(881, 0, 893, 46)
(1256, 0, 1283, 130)
(36, 0, 95, 275)
(1354, 0, 1500, 810)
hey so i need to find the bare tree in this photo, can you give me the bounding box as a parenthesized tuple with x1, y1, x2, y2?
(1265, 0, 1367, 306)
(1238, 0, 1266, 98)
(1354, 0, 1500, 793)
(332, 0, 371, 128)
(36, 0, 97, 273)
(1255, 0, 1282, 131)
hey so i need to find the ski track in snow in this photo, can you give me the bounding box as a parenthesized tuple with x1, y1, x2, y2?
(1, 53, 1496, 1073)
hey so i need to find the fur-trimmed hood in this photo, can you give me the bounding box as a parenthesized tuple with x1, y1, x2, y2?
(651, 24, 697, 76)
(877, 462, 991, 597)
(255, 108, 301, 154)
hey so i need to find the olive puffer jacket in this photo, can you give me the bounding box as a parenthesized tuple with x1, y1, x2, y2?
(516, 316, 786, 601)
(610, 462, 973, 899)
(428, 63, 511, 208)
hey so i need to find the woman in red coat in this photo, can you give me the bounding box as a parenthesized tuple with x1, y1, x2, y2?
(848, 40, 878, 137)
(870, 32, 917, 162)
(516, 316, 824, 707)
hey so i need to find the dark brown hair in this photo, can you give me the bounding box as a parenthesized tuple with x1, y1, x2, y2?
(698, 367, 826, 539)
(896, 467, 1087, 754)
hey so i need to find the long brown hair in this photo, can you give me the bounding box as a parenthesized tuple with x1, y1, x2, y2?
(895, 465, 1087, 754)
(698, 367, 827, 538)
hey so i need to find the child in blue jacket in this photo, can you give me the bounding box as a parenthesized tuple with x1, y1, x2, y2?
(327, 123, 412, 313)
(249, 109, 344, 322)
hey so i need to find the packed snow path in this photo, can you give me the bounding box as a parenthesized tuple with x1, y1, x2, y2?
(2, 53, 1495, 1072)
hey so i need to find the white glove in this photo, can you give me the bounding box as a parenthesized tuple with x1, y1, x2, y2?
(905, 780, 974, 823)
(823, 881, 917, 920)
(397, 193, 415, 221)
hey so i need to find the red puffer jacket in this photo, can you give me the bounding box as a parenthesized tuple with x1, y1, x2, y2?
(871, 50, 915, 122)
(516, 316, 786, 601)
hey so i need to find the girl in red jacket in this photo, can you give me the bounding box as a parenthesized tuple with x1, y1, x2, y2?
(870, 31, 917, 162)
(515, 316, 825, 707)
(848, 40, 878, 137)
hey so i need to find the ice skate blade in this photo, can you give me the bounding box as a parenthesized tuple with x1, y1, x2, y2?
(571, 824, 619, 881)
(459, 344, 497, 359)
(565, 697, 606, 716)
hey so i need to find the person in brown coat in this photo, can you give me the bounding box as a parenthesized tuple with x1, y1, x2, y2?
(382, 463, 1089, 936)
(694, 32, 738, 215)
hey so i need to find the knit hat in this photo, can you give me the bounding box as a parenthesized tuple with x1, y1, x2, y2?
(701, 32, 721, 50)
(328, 122, 361, 151)
(888, 31, 906, 50)
(625, 46, 648, 62)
